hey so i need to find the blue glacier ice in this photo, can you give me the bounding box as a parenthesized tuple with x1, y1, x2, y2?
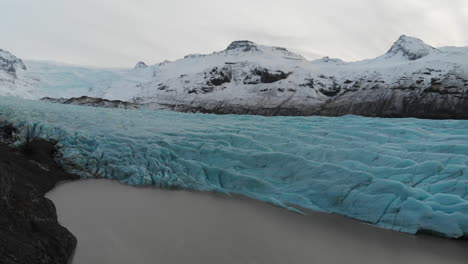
(1, 96, 468, 238)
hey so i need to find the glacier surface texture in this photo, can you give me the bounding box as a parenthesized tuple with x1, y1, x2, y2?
(1, 97, 468, 238)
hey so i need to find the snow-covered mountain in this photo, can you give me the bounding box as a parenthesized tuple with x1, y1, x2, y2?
(0, 49, 27, 78)
(383, 35, 440, 61)
(3, 35, 468, 118)
(0, 48, 34, 98)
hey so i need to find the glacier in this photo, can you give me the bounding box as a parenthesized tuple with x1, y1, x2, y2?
(1, 96, 468, 238)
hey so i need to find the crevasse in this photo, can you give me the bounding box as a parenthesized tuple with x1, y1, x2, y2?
(1, 97, 468, 238)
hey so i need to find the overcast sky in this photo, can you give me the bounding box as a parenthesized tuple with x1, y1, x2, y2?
(2, 0, 467, 67)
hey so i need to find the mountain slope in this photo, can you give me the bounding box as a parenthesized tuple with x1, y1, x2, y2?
(0, 49, 35, 98)
(0, 139, 78, 264)
(2, 35, 468, 118)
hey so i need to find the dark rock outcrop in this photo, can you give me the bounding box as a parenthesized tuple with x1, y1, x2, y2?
(225, 40, 259, 52)
(41, 96, 140, 109)
(0, 134, 78, 263)
(244, 68, 291, 84)
(160, 101, 321, 116)
(134, 61, 148, 69)
(205, 67, 232, 86)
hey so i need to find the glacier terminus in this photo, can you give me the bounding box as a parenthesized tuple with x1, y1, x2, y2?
(1, 97, 467, 238)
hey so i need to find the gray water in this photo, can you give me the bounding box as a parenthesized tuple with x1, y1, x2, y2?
(47, 179, 468, 264)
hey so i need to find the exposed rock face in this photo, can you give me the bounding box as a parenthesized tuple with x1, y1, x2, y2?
(244, 68, 291, 84)
(206, 67, 232, 86)
(41, 96, 140, 109)
(0, 128, 78, 263)
(319, 74, 468, 119)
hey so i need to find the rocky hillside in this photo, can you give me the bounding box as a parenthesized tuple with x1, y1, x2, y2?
(2, 35, 468, 118)
(0, 130, 78, 263)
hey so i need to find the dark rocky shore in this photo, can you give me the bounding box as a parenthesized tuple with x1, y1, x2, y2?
(0, 139, 78, 264)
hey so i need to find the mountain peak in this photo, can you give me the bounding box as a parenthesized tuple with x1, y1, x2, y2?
(0, 48, 27, 78)
(225, 40, 259, 52)
(134, 61, 148, 69)
(385, 35, 438, 60)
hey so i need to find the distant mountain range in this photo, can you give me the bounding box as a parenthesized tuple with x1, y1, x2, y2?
(2, 35, 468, 118)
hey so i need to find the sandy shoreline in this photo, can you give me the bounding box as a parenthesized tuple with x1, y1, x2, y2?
(47, 179, 468, 264)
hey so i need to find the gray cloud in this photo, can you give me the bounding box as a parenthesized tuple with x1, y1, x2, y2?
(1, 0, 467, 67)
